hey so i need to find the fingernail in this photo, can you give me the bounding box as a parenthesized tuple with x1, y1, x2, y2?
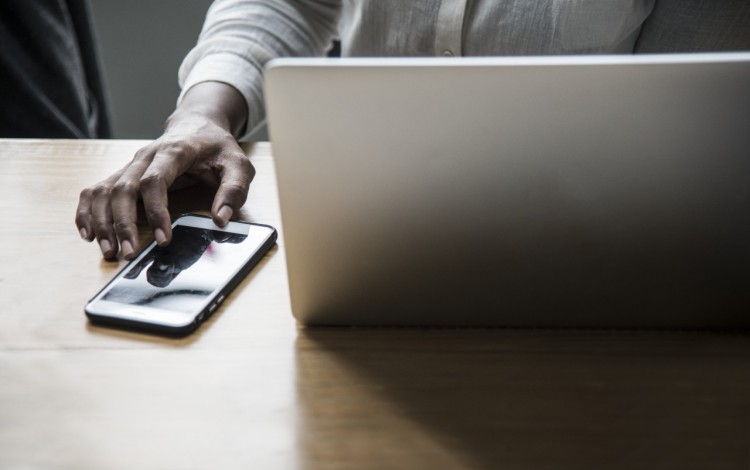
(79, 228, 88, 240)
(218, 205, 233, 225)
(155, 228, 167, 246)
(121, 240, 134, 259)
(99, 239, 112, 256)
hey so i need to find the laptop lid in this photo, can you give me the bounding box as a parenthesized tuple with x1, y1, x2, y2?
(265, 54, 750, 328)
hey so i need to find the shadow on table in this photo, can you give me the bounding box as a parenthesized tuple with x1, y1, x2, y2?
(295, 327, 750, 470)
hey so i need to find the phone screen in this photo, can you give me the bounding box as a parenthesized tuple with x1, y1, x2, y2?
(102, 225, 253, 314)
(87, 217, 275, 325)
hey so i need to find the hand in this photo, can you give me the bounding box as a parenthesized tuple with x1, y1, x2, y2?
(75, 82, 252, 260)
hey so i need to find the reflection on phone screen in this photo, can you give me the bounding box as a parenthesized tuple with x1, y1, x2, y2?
(102, 226, 248, 313)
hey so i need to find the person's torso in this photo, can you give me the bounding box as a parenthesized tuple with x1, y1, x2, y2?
(339, 0, 655, 57)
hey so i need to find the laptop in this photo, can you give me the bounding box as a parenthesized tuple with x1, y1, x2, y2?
(264, 53, 750, 328)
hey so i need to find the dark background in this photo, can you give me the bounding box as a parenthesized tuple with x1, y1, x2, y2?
(91, 0, 213, 139)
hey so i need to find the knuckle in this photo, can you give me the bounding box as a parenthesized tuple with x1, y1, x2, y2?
(111, 180, 138, 197)
(74, 212, 88, 227)
(133, 147, 152, 161)
(91, 184, 111, 199)
(164, 139, 198, 159)
(75, 204, 90, 218)
(219, 151, 254, 178)
(78, 187, 93, 201)
(144, 207, 167, 224)
(139, 172, 165, 189)
(113, 221, 135, 235)
(93, 220, 112, 235)
(223, 181, 250, 201)
(238, 156, 255, 174)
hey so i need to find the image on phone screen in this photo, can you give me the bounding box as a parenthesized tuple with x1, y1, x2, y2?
(103, 225, 249, 313)
(86, 215, 277, 334)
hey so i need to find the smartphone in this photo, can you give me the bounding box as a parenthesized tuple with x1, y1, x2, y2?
(85, 214, 277, 335)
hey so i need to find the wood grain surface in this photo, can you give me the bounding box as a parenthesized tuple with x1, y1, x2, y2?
(1, 139, 749, 470)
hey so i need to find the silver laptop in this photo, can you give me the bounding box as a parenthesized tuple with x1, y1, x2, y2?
(264, 53, 750, 328)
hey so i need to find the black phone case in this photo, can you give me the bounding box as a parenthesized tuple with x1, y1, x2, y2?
(85, 214, 278, 337)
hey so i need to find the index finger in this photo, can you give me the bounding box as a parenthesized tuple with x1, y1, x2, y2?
(138, 146, 195, 246)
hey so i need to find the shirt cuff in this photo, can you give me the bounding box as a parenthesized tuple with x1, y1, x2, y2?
(177, 51, 265, 138)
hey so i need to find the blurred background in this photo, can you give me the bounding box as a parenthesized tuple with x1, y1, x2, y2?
(91, 0, 213, 139)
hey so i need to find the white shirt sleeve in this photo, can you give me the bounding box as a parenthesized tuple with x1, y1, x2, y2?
(178, 0, 341, 135)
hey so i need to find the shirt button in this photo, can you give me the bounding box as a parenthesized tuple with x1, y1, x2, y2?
(442, 49, 454, 57)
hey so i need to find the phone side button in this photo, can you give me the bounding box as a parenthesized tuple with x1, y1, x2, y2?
(216, 295, 225, 304)
(209, 304, 218, 313)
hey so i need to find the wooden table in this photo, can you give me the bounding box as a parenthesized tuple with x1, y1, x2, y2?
(1, 139, 750, 470)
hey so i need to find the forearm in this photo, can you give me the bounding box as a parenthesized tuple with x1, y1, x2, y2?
(166, 81, 248, 139)
(177, 0, 342, 135)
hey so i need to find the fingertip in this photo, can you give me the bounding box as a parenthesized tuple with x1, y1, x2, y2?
(215, 205, 233, 227)
(121, 239, 135, 260)
(99, 239, 118, 260)
(155, 227, 169, 246)
(76, 216, 95, 241)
